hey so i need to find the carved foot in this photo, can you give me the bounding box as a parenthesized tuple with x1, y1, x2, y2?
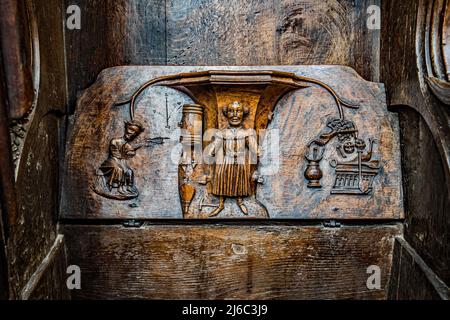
(126, 185, 138, 194)
(208, 197, 225, 217)
(208, 205, 224, 217)
(237, 198, 248, 215)
(117, 186, 127, 195)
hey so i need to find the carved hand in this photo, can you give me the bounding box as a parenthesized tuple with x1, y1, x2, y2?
(252, 171, 264, 184)
(145, 137, 169, 145)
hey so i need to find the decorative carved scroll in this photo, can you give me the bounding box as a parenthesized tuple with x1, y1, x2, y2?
(426, 76, 450, 104)
(423, 0, 450, 105)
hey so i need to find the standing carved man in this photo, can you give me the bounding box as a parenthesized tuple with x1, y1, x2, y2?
(206, 101, 259, 217)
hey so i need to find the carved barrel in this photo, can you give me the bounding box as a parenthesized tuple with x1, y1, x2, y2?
(179, 104, 204, 215)
(180, 103, 204, 164)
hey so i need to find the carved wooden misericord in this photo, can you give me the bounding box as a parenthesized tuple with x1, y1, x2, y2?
(61, 66, 403, 220)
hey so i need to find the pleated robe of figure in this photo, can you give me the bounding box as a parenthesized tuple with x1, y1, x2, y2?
(209, 127, 258, 197)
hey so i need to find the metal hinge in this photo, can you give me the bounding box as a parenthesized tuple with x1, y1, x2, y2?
(122, 219, 144, 228)
(322, 220, 341, 228)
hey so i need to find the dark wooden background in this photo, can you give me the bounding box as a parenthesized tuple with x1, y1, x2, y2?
(64, 0, 381, 114)
(0, 0, 448, 299)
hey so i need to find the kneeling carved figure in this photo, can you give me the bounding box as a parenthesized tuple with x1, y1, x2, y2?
(93, 120, 145, 200)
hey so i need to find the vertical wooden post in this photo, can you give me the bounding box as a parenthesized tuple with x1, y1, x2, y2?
(0, 0, 32, 231)
(0, 50, 12, 299)
(0, 207, 8, 299)
(0, 50, 17, 233)
(0, 0, 34, 120)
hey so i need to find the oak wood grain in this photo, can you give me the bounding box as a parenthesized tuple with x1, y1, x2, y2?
(6, 0, 68, 299)
(381, 0, 450, 286)
(388, 237, 449, 300)
(21, 235, 70, 300)
(64, 0, 380, 114)
(63, 223, 402, 300)
(64, 0, 167, 113)
(166, 0, 380, 81)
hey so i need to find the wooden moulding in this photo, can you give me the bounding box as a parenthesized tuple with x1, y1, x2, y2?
(0, 0, 35, 119)
(20, 235, 70, 300)
(388, 237, 449, 300)
(61, 65, 403, 220)
(424, 0, 450, 105)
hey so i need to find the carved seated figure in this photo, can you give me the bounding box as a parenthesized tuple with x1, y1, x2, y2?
(93, 120, 145, 199)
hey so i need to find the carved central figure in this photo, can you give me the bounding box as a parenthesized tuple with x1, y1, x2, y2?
(206, 101, 259, 217)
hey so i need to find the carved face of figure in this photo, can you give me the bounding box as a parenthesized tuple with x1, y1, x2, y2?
(124, 125, 141, 141)
(225, 102, 247, 127)
(343, 140, 355, 154)
(355, 138, 366, 151)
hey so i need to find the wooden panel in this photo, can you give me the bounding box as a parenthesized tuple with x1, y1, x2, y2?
(166, 0, 380, 81)
(0, 0, 34, 119)
(0, 8, 18, 232)
(21, 235, 70, 300)
(60, 65, 402, 220)
(6, 0, 68, 299)
(381, 0, 450, 183)
(64, 0, 167, 113)
(381, 0, 450, 286)
(388, 237, 449, 300)
(65, 0, 380, 114)
(0, 209, 8, 299)
(63, 223, 402, 300)
(397, 108, 450, 284)
(8, 114, 63, 298)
